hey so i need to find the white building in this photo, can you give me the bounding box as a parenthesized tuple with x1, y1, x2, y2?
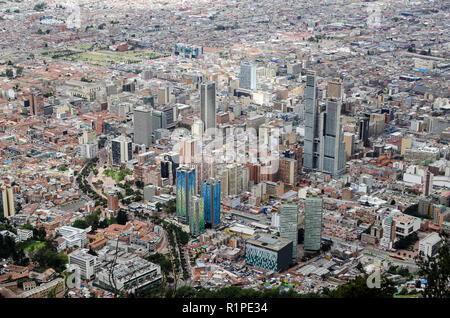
(393, 214, 420, 238)
(96, 249, 162, 293)
(17, 229, 33, 242)
(419, 232, 442, 257)
(56, 226, 87, 248)
(68, 250, 98, 280)
(80, 142, 98, 159)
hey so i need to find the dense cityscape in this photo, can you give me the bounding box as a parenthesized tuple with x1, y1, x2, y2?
(0, 0, 449, 302)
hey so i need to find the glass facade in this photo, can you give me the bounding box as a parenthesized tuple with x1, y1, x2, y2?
(304, 196, 323, 251)
(202, 179, 221, 227)
(176, 167, 195, 224)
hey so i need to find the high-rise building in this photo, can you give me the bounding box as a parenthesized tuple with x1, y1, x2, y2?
(303, 74, 346, 177)
(424, 169, 433, 197)
(157, 85, 170, 105)
(133, 107, 153, 147)
(29, 93, 44, 116)
(304, 196, 323, 251)
(0, 183, 15, 218)
(359, 115, 370, 148)
(189, 196, 205, 236)
(202, 179, 221, 228)
(111, 136, 132, 166)
(303, 71, 320, 172)
(176, 166, 195, 224)
(240, 61, 256, 90)
(343, 132, 354, 161)
(107, 192, 119, 211)
(219, 164, 248, 197)
(200, 81, 216, 131)
(179, 137, 197, 165)
(280, 202, 298, 262)
(161, 155, 178, 185)
(320, 79, 346, 177)
(279, 155, 298, 186)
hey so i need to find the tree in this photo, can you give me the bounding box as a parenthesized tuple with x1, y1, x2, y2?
(135, 181, 144, 189)
(72, 219, 88, 229)
(394, 232, 418, 250)
(5, 69, 13, 78)
(117, 210, 128, 225)
(415, 232, 450, 298)
(33, 227, 47, 241)
(356, 262, 365, 273)
(329, 274, 396, 298)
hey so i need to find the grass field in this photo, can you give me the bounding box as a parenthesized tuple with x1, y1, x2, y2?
(24, 241, 45, 253)
(40, 47, 162, 67)
(103, 167, 133, 183)
(394, 293, 422, 298)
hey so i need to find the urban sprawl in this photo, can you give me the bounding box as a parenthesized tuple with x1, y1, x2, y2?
(0, 0, 449, 299)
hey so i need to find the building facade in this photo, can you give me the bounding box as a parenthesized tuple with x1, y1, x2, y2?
(304, 196, 323, 251)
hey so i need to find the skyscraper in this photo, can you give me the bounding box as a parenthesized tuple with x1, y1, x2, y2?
(189, 196, 205, 236)
(240, 61, 256, 90)
(303, 74, 346, 177)
(202, 179, 221, 228)
(303, 71, 320, 172)
(133, 106, 153, 147)
(0, 183, 15, 218)
(200, 81, 216, 131)
(111, 136, 132, 166)
(304, 196, 323, 251)
(359, 115, 370, 148)
(280, 202, 298, 262)
(176, 166, 195, 224)
(29, 93, 44, 116)
(320, 79, 346, 177)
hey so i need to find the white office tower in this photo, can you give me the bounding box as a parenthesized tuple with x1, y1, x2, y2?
(133, 106, 153, 147)
(80, 142, 98, 159)
(280, 202, 299, 262)
(240, 61, 256, 90)
(191, 119, 204, 138)
(200, 81, 216, 131)
(304, 196, 323, 251)
(68, 250, 97, 280)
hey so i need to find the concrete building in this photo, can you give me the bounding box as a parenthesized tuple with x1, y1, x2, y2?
(111, 136, 132, 166)
(0, 184, 15, 218)
(304, 196, 323, 251)
(280, 202, 298, 262)
(240, 61, 256, 90)
(56, 226, 87, 248)
(245, 233, 293, 272)
(200, 81, 216, 131)
(143, 184, 156, 202)
(68, 250, 98, 280)
(419, 232, 442, 257)
(96, 254, 162, 293)
(133, 106, 153, 147)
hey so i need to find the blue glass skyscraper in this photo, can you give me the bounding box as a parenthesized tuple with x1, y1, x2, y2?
(202, 179, 221, 228)
(176, 166, 195, 225)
